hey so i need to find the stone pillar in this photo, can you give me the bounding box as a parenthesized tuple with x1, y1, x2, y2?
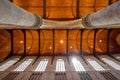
(0, 0, 42, 28)
(82, 1, 120, 28)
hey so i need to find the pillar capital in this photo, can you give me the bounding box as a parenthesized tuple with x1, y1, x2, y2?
(82, 14, 94, 28)
(31, 14, 42, 29)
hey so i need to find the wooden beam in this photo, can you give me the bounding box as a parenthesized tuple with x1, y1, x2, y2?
(23, 29, 26, 56)
(107, 29, 111, 56)
(109, 0, 113, 5)
(43, 0, 46, 18)
(76, 0, 80, 18)
(9, 0, 13, 2)
(51, 29, 55, 64)
(80, 29, 88, 64)
(80, 29, 83, 56)
(93, 29, 97, 56)
(38, 29, 40, 56)
(94, 0, 97, 12)
(66, 29, 70, 64)
(10, 30, 13, 56)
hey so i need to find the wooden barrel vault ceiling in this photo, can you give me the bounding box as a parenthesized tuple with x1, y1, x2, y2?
(13, 0, 118, 20)
(0, 0, 120, 61)
(0, 29, 120, 61)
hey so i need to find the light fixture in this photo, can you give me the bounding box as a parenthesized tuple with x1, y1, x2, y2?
(90, 46, 93, 48)
(20, 40, 23, 43)
(49, 46, 52, 49)
(70, 46, 73, 49)
(28, 46, 31, 49)
(60, 40, 64, 43)
(99, 40, 102, 42)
